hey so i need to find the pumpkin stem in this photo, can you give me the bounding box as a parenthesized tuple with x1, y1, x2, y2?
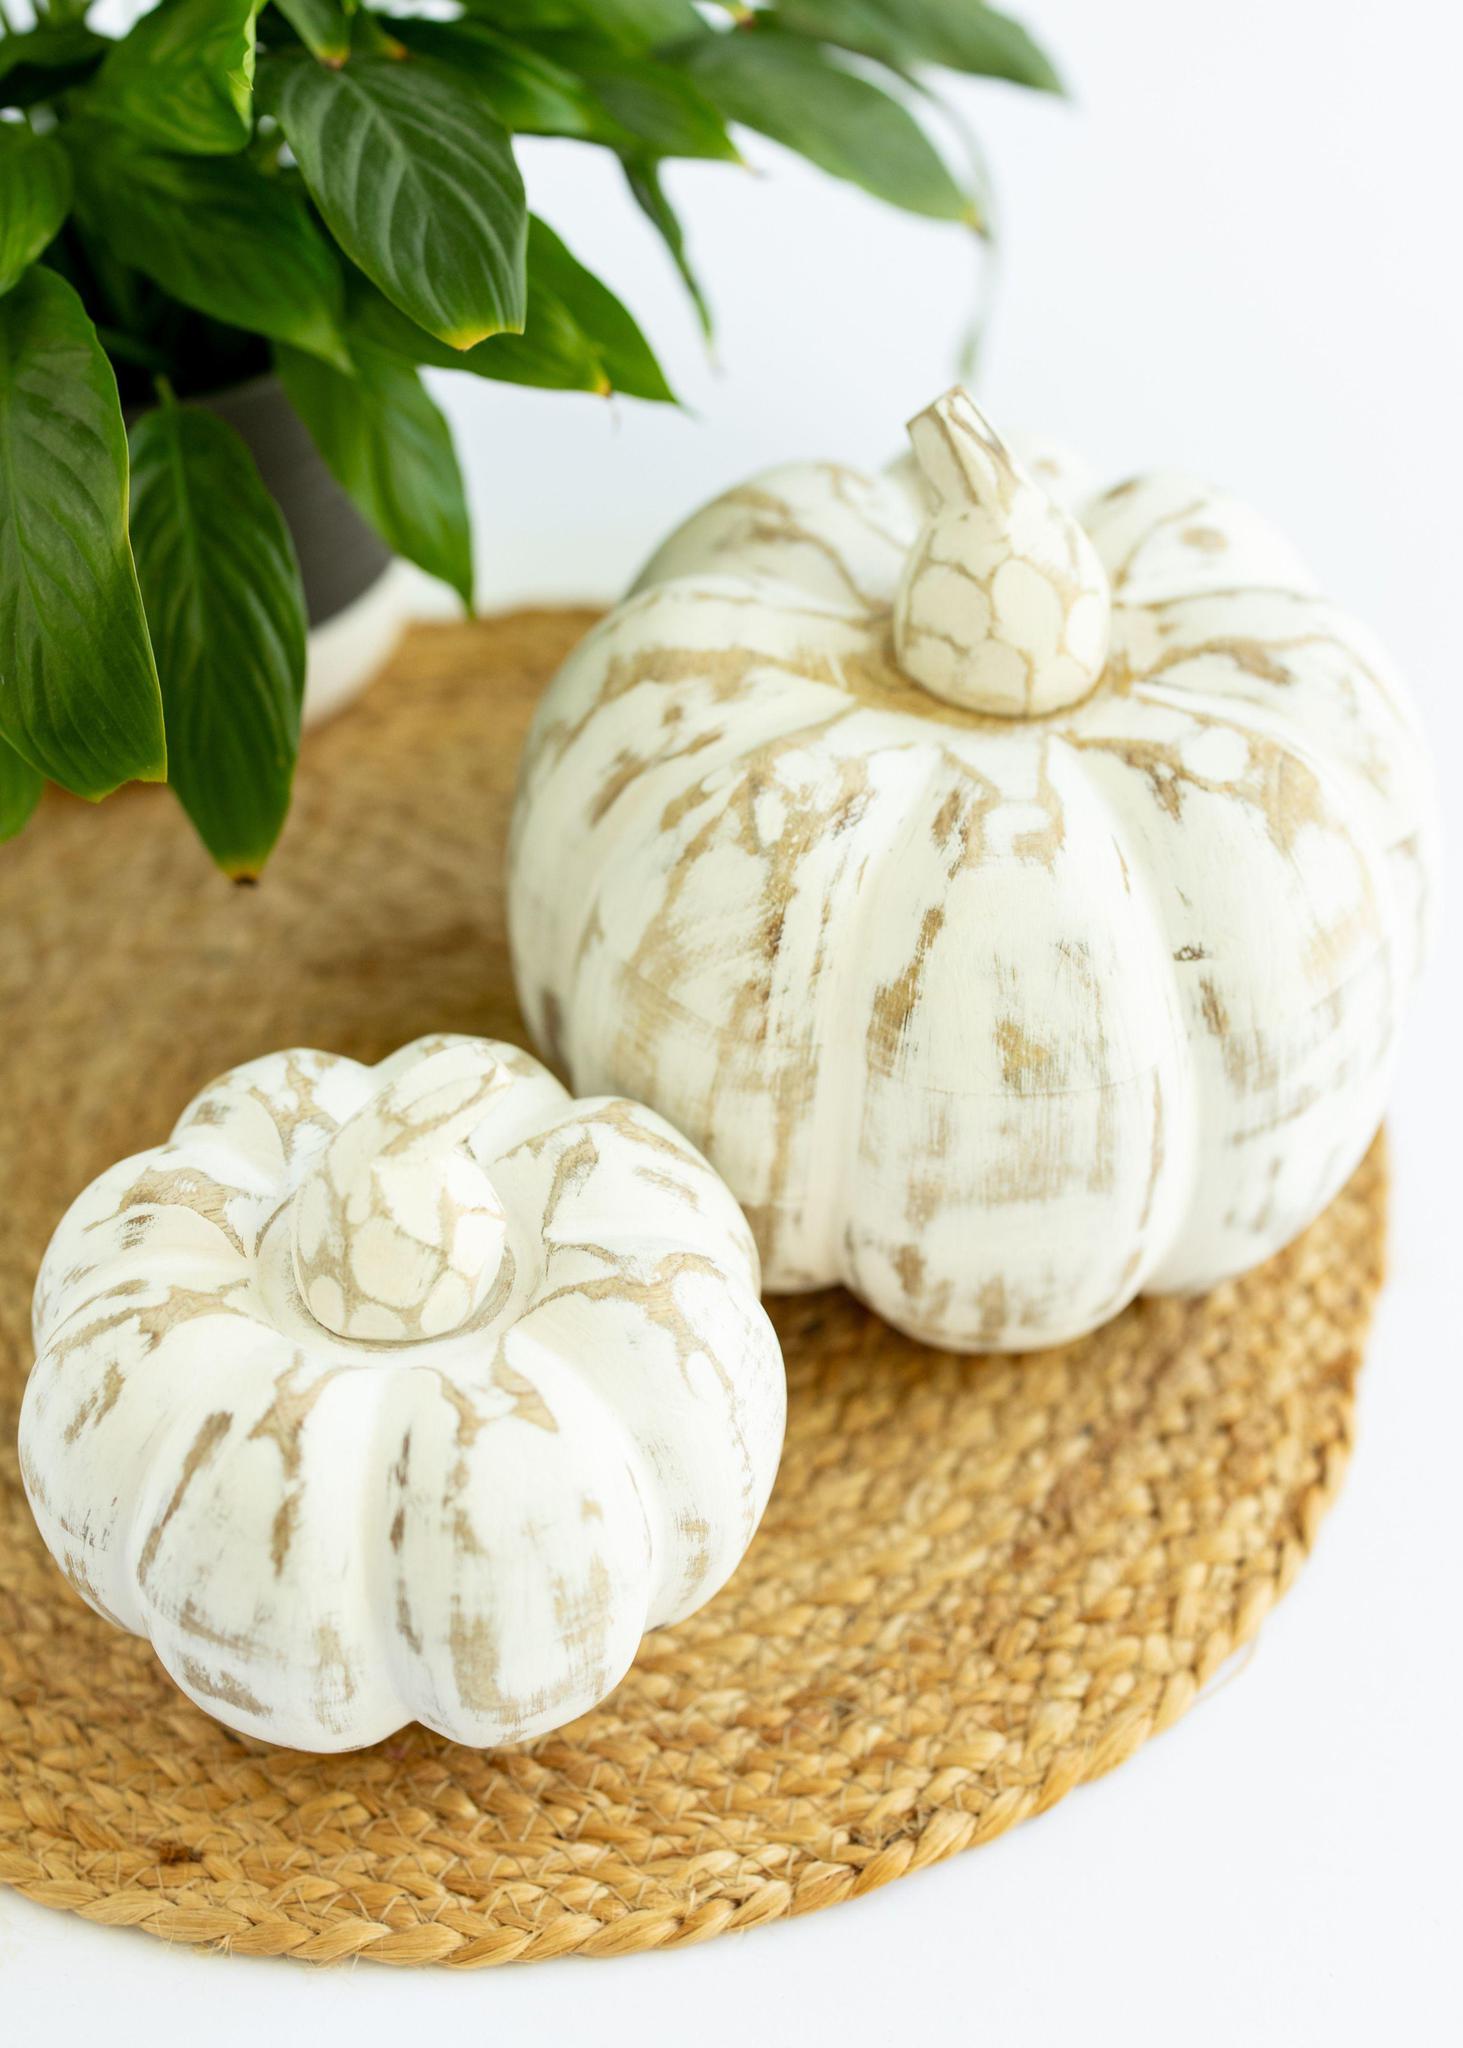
(291, 1040, 511, 1342)
(892, 387, 1112, 717)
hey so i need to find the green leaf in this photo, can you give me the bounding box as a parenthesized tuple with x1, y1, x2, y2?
(678, 29, 970, 220)
(86, 0, 258, 155)
(348, 215, 672, 402)
(261, 51, 527, 348)
(128, 400, 305, 877)
(625, 156, 712, 340)
(0, 128, 71, 297)
(0, 737, 43, 842)
(272, 0, 354, 65)
(530, 217, 673, 402)
(538, 37, 737, 158)
(276, 340, 473, 605)
(69, 134, 348, 367)
(770, 0, 1064, 92)
(460, 0, 705, 50)
(348, 264, 602, 394)
(0, 268, 164, 799)
(0, 23, 107, 109)
(381, 17, 616, 139)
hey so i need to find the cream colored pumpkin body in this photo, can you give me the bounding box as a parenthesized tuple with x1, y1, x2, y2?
(21, 1037, 784, 1750)
(509, 422, 1434, 1350)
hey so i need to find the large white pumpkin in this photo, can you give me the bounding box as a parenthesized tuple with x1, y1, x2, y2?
(508, 390, 1435, 1351)
(20, 1036, 784, 1751)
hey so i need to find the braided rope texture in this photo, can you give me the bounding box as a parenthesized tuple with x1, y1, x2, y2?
(0, 611, 1386, 1967)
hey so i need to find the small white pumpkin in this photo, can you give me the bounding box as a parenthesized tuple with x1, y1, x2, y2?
(20, 1036, 784, 1751)
(508, 389, 1436, 1351)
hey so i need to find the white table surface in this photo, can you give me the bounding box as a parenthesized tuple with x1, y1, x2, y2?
(6, 3, 1461, 2038)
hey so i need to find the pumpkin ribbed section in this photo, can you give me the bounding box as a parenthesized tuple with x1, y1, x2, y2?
(509, 429, 1435, 1351)
(21, 1038, 784, 1750)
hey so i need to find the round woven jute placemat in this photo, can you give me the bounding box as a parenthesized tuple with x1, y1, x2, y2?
(0, 610, 1386, 1967)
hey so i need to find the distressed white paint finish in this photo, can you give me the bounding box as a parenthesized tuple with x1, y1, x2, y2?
(20, 1036, 785, 1752)
(508, 390, 1437, 1352)
(893, 392, 1111, 716)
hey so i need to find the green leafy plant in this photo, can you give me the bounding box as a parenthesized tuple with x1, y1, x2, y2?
(0, 0, 1060, 876)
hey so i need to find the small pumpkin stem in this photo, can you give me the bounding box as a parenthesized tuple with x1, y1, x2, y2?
(291, 1040, 512, 1342)
(892, 387, 1111, 718)
(906, 387, 1011, 510)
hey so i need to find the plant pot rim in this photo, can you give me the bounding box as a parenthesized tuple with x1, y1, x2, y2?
(121, 369, 282, 424)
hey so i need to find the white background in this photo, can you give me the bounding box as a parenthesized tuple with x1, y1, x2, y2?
(5, 2, 1462, 2039)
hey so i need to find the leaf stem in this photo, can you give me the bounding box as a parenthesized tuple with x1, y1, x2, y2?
(94, 325, 172, 374)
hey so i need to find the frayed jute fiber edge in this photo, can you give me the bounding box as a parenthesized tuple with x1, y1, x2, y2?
(0, 614, 1387, 1968)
